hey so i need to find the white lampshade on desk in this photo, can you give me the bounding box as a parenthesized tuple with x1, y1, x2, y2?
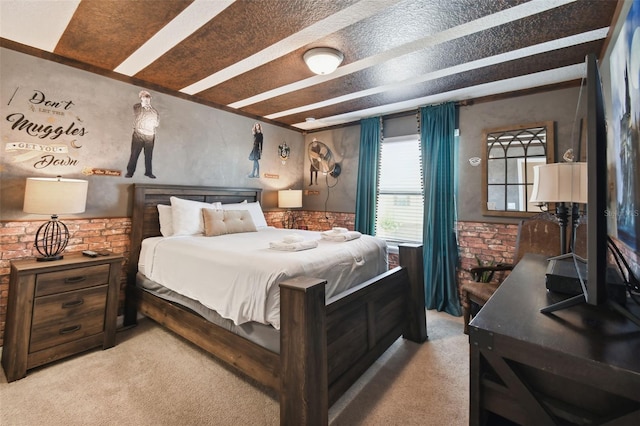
(530, 162, 587, 254)
(530, 162, 588, 204)
(23, 177, 88, 261)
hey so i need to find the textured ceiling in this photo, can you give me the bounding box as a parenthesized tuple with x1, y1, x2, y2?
(0, 0, 620, 132)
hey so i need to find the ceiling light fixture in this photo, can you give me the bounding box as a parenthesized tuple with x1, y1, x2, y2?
(303, 47, 344, 75)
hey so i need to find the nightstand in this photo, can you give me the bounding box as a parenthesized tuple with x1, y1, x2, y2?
(2, 253, 123, 382)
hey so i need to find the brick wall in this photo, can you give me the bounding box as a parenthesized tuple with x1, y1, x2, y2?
(263, 210, 355, 231)
(0, 218, 131, 346)
(2, 215, 637, 346)
(455, 221, 519, 308)
(455, 221, 640, 302)
(456, 221, 519, 284)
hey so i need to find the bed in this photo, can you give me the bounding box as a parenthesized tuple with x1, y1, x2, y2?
(123, 184, 427, 425)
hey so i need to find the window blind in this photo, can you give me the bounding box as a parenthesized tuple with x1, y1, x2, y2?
(375, 135, 424, 243)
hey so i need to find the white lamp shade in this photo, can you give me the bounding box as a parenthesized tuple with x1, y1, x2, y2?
(303, 47, 343, 75)
(530, 162, 587, 204)
(23, 177, 88, 215)
(278, 189, 303, 209)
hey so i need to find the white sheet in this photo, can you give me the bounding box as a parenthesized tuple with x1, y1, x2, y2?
(139, 227, 387, 329)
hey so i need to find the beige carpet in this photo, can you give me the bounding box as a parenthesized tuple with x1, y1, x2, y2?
(0, 310, 468, 426)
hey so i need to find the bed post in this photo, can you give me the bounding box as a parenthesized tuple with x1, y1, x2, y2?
(279, 276, 329, 426)
(399, 244, 427, 342)
(123, 186, 146, 327)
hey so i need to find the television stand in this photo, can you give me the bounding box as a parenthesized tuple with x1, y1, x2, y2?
(542, 294, 640, 328)
(607, 298, 640, 328)
(468, 254, 640, 425)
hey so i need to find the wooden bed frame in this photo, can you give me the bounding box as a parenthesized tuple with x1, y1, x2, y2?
(123, 184, 427, 425)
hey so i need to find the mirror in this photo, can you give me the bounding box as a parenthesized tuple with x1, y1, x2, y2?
(482, 121, 555, 217)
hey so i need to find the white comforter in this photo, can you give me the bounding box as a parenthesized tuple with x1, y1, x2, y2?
(139, 227, 387, 329)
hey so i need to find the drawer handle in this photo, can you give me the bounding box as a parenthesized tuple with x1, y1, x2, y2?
(65, 276, 87, 284)
(59, 325, 81, 335)
(61, 299, 84, 309)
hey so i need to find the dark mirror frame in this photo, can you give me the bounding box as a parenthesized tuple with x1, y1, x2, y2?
(482, 121, 555, 217)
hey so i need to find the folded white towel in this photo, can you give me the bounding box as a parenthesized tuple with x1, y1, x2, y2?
(282, 234, 304, 244)
(321, 231, 362, 242)
(321, 227, 349, 237)
(269, 239, 318, 251)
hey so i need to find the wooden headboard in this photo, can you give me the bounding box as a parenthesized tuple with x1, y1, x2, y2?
(127, 184, 262, 286)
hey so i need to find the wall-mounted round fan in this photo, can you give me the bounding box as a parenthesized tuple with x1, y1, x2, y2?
(308, 140, 341, 182)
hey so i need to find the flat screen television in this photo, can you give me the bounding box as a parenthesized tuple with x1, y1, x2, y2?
(585, 51, 608, 307)
(540, 53, 605, 313)
(542, 53, 639, 327)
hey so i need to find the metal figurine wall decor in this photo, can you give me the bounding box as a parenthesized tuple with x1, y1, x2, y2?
(278, 142, 290, 165)
(125, 90, 159, 179)
(248, 122, 263, 178)
(308, 139, 341, 185)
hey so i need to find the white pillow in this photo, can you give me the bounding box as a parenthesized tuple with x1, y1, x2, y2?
(169, 196, 223, 236)
(157, 204, 173, 236)
(221, 201, 268, 229)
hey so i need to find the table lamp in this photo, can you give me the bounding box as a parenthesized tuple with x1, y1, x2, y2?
(278, 189, 302, 229)
(23, 176, 88, 261)
(530, 162, 587, 254)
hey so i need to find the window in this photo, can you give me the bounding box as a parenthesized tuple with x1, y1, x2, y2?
(375, 135, 424, 244)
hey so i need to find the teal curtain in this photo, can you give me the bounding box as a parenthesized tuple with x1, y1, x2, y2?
(355, 117, 381, 235)
(420, 103, 461, 315)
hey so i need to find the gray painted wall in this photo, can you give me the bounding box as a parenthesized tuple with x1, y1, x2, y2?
(0, 47, 587, 226)
(1, 48, 304, 220)
(301, 88, 581, 224)
(458, 87, 581, 223)
(302, 127, 360, 213)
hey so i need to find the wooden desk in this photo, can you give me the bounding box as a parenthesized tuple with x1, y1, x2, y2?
(468, 253, 640, 425)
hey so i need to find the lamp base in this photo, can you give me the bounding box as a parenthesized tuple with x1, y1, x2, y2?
(34, 217, 69, 261)
(36, 254, 64, 262)
(283, 210, 296, 229)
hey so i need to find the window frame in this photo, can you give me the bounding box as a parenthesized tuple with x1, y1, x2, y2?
(374, 134, 424, 246)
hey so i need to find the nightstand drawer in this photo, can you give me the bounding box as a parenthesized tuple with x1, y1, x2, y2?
(30, 285, 108, 353)
(35, 264, 110, 297)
